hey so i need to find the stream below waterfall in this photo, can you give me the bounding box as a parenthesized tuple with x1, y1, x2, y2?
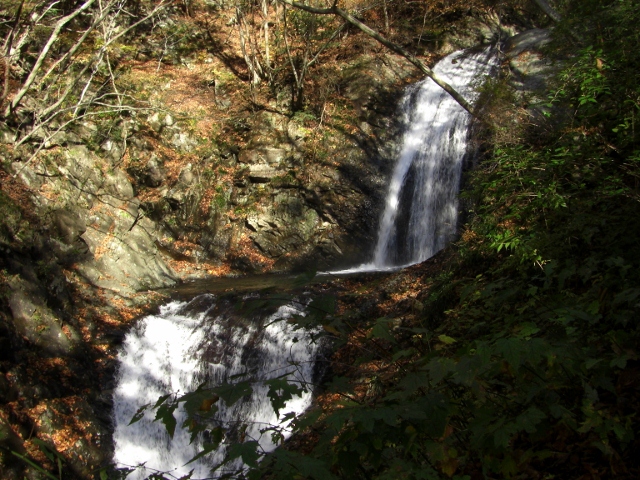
(111, 47, 497, 479)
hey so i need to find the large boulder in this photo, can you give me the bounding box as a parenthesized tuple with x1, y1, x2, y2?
(504, 28, 559, 128)
(245, 192, 320, 260)
(10, 144, 177, 292)
(6, 275, 80, 357)
(505, 29, 555, 94)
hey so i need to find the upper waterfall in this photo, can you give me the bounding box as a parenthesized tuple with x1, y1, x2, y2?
(331, 47, 497, 274)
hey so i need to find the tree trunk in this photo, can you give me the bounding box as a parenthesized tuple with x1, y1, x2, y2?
(236, 5, 263, 85)
(262, 0, 272, 78)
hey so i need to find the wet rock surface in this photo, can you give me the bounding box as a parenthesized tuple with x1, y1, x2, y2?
(505, 28, 555, 95)
(502, 27, 562, 138)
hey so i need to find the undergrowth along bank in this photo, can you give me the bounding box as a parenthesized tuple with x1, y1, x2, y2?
(250, 1, 640, 478)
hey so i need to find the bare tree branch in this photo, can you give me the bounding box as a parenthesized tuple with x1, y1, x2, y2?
(14, 95, 156, 177)
(279, 0, 476, 116)
(282, 1, 346, 109)
(2, 0, 26, 56)
(5, 0, 168, 119)
(2, 0, 169, 156)
(6, 0, 97, 117)
(39, 2, 116, 86)
(236, 3, 264, 85)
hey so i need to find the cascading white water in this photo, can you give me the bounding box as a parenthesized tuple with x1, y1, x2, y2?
(332, 47, 497, 274)
(112, 294, 321, 479)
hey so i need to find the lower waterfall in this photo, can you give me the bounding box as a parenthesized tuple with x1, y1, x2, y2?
(112, 294, 322, 479)
(334, 47, 497, 274)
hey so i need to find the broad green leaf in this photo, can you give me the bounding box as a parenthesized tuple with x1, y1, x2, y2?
(438, 334, 457, 345)
(181, 388, 219, 416)
(494, 421, 518, 448)
(452, 355, 485, 387)
(495, 338, 523, 369)
(501, 456, 517, 476)
(214, 381, 253, 406)
(427, 357, 456, 383)
(516, 407, 546, 434)
(270, 449, 337, 480)
(610, 354, 628, 369)
(352, 407, 398, 433)
(322, 324, 341, 336)
(612, 421, 632, 442)
(155, 403, 177, 438)
(308, 295, 337, 317)
(370, 318, 395, 342)
(226, 441, 260, 468)
(186, 429, 224, 465)
(129, 403, 150, 425)
(153, 393, 172, 408)
(375, 458, 440, 480)
(287, 409, 322, 433)
(199, 395, 219, 412)
(613, 288, 640, 306)
(585, 358, 602, 369)
(327, 376, 351, 393)
(392, 347, 417, 361)
(516, 322, 540, 338)
(266, 377, 304, 416)
(395, 371, 431, 396)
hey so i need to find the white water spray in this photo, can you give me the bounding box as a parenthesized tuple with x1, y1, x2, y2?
(112, 295, 321, 479)
(331, 47, 497, 274)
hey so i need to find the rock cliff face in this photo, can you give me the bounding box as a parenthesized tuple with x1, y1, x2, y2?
(115, 52, 422, 275)
(2, 55, 415, 284)
(12, 145, 176, 292)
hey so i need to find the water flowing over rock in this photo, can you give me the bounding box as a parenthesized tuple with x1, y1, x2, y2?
(112, 294, 323, 479)
(333, 47, 497, 274)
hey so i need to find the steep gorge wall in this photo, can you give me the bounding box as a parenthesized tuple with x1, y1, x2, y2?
(0, 2, 543, 477)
